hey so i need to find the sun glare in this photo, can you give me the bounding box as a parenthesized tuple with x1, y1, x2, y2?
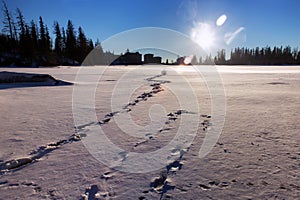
(191, 23, 215, 51)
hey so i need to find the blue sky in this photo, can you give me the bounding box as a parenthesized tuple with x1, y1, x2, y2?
(2, 0, 300, 58)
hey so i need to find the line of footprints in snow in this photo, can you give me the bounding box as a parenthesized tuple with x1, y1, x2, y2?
(0, 73, 214, 199)
(79, 112, 213, 199)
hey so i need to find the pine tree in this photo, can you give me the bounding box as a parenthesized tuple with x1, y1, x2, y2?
(12, 19, 17, 40)
(66, 20, 77, 63)
(2, 0, 14, 39)
(16, 8, 26, 57)
(15, 8, 25, 35)
(38, 16, 47, 52)
(215, 49, 226, 64)
(30, 20, 38, 51)
(95, 39, 100, 47)
(77, 26, 87, 62)
(191, 55, 198, 65)
(45, 26, 51, 51)
(296, 51, 300, 64)
(198, 56, 203, 65)
(53, 21, 63, 54)
(61, 27, 66, 54)
(87, 39, 94, 52)
(21, 24, 35, 64)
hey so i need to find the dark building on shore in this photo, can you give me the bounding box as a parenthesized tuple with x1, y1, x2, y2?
(144, 53, 162, 64)
(111, 52, 142, 65)
(144, 53, 154, 64)
(153, 56, 162, 64)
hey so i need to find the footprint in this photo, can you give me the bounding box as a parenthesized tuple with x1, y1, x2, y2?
(34, 186, 42, 192)
(104, 111, 118, 118)
(1, 157, 33, 171)
(219, 182, 229, 187)
(150, 173, 167, 189)
(158, 128, 171, 133)
(102, 118, 111, 123)
(166, 160, 183, 173)
(101, 171, 114, 180)
(0, 181, 8, 185)
(170, 149, 181, 156)
(167, 113, 174, 117)
(81, 185, 100, 200)
(208, 180, 220, 186)
(199, 184, 211, 190)
(145, 133, 153, 139)
(134, 140, 148, 148)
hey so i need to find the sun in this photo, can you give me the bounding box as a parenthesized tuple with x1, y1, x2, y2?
(191, 23, 216, 51)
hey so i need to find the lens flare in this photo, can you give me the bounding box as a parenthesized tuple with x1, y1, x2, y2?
(224, 27, 245, 45)
(184, 55, 193, 65)
(191, 23, 215, 51)
(216, 14, 227, 26)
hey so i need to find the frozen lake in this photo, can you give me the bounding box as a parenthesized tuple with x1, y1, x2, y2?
(0, 65, 299, 199)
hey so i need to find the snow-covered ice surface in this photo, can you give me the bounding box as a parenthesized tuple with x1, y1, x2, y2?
(0, 65, 299, 199)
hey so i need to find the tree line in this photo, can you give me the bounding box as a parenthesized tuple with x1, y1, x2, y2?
(0, 1, 94, 66)
(212, 46, 300, 65)
(1, 1, 300, 67)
